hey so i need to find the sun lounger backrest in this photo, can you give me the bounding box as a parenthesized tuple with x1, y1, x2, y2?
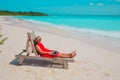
(31, 31, 37, 54)
(31, 31, 36, 40)
(27, 32, 39, 57)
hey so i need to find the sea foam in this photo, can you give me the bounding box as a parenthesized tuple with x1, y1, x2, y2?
(23, 19, 120, 40)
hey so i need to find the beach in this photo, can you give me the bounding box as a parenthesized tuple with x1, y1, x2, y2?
(0, 16, 120, 80)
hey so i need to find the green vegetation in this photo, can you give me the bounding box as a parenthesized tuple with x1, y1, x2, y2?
(0, 35, 8, 45)
(0, 26, 8, 45)
(0, 10, 48, 16)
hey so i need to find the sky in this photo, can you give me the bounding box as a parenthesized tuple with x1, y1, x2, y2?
(0, 0, 120, 15)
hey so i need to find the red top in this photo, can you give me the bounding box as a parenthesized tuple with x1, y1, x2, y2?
(36, 42, 58, 58)
(37, 42, 51, 52)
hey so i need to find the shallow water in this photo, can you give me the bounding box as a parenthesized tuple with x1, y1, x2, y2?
(15, 15, 120, 39)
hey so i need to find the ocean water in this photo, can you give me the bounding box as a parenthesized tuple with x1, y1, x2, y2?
(15, 15, 120, 39)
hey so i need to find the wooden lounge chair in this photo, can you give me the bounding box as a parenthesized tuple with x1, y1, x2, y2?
(15, 31, 75, 69)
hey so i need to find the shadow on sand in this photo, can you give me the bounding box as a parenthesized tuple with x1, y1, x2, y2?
(10, 52, 64, 69)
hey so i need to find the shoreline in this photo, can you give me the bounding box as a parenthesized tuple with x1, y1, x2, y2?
(14, 16, 120, 54)
(0, 16, 120, 80)
(14, 16, 120, 39)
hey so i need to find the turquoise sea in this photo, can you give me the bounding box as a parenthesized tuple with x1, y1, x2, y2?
(15, 15, 120, 39)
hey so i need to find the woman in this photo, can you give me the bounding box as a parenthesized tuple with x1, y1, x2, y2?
(34, 36, 76, 58)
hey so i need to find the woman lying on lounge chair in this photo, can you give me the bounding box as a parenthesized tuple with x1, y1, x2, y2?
(34, 36, 76, 58)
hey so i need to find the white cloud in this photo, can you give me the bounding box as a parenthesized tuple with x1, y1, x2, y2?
(97, 3, 104, 6)
(89, 3, 94, 6)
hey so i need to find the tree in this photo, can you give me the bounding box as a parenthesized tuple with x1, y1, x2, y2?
(0, 10, 48, 16)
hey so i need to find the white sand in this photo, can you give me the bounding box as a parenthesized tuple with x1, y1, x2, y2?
(0, 16, 120, 80)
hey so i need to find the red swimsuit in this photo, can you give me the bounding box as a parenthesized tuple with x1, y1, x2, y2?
(37, 42, 59, 58)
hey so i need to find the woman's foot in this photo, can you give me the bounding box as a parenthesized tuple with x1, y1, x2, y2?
(72, 50, 76, 53)
(70, 51, 76, 58)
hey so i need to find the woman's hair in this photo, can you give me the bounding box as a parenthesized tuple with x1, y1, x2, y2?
(34, 36, 40, 45)
(33, 40, 38, 45)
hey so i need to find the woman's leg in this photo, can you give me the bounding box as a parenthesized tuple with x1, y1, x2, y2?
(57, 51, 76, 58)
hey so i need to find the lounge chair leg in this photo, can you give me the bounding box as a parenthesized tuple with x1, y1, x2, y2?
(19, 57, 25, 65)
(63, 61, 68, 69)
(50, 60, 54, 67)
